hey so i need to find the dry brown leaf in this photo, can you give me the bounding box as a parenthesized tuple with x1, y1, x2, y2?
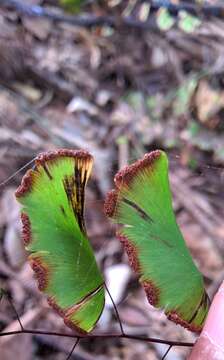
(195, 80, 224, 123)
(22, 17, 51, 40)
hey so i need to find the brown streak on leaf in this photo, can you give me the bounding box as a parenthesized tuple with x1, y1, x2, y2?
(42, 163, 53, 180)
(188, 291, 208, 324)
(60, 205, 67, 217)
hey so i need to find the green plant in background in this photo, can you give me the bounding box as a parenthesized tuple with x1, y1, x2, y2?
(178, 11, 201, 33)
(60, 0, 85, 12)
(15, 150, 105, 333)
(157, 8, 175, 31)
(173, 77, 198, 116)
(104, 150, 209, 332)
(15, 149, 209, 333)
(156, 8, 201, 33)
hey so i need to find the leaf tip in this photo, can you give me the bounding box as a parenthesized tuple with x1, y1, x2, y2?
(114, 150, 163, 188)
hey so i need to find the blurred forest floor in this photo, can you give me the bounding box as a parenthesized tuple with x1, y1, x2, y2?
(0, 1, 224, 359)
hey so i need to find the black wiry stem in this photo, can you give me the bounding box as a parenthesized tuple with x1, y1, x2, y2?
(0, 329, 194, 347)
(104, 283, 125, 335)
(6, 296, 24, 331)
(1, 289, 24, 331)
(66, 337, 80, 360)
(161, 344, 173, 360)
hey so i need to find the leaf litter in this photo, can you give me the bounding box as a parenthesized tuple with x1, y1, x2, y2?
(0, 1, 224, 359)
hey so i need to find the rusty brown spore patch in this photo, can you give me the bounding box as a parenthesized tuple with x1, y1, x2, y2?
(166, 311, 202, 333)
(15, 169, 34, 198)
(118, 233, 160, 306)
(36, 149, 92, 167)
(15, 149, 93, 198)
(63, 318, 87, 335)
(118, 233, 141, 273)
(141, 280, 160, 306)
(47, 297, 86, 334)
(29, 255, 49, 292)
(114, 150, 161, 188)
(104, 189, 118, 218)
(47, 297, 65, 317)
(47, 285, 105, 335)
(21, 212, 31, 246)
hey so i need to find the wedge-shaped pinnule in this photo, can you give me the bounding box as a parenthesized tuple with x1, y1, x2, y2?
(15, 149, 104, 333)
(104, 150, 209, 333)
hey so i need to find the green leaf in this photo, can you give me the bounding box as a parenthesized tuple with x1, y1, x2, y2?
(178, 11, 201, 34)
(15, 150, 104, 333)
(157, 8, 175, 31)
(104, 150, 209, 333)
(60, 0, 84, 12)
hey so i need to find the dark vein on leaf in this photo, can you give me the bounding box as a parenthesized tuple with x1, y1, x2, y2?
(150, 234, 173, 248)
(60, 205, 67, 217)
(42, 163, 53, 180)
(122, 198, 153, 222)
(188, 291, 207, 324)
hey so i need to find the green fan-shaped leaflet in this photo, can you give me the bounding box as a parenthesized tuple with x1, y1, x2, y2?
(104, 150, 209, 333)
(15, 149, 104, 333)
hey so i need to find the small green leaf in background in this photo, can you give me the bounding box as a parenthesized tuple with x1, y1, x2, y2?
(15, 150, 105, 333)
(178, 11, 201, 33)
(187, 120, 200, 138)
(173, 77, 197, 115)
(157, 8, 175, 31)
(60, 0, 85, 12)
(105, 150, 209, 332)
(125, 91, 143, 111)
